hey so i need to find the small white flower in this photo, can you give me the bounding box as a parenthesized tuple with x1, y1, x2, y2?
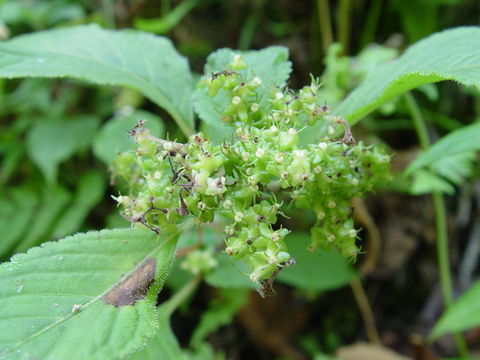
(317, 211, 325, 220)
(293, 149, 306, 158)
(274, 153, 284, 163)
(288, 128, 297, 135)
(269, 125, 278, 133)
(275, 92, 284, 100)
(233, 54, 242, 62)
(153, 171, 162, 180)
(251, 77, 262, 86)
(271, 232, 280, 242)
(232, 96, 241, 105)
(256, 148, 265, 158)
(234, 212, 244, 223)
(251, 103, 259, 112)
(163, 142, 173, 151)
(223, 200, 232, 210)
(313, 166, 322, 174)
(349, 230, 357, 238)
(318, 142, 328, 150)
(197, 201, 206, 211)
(284, 108, 293, 117)
(351, 178, 359, 185)
(328, 201, 336, 208)
(328, 126, 335, 135)
(327, 234, 336, 242)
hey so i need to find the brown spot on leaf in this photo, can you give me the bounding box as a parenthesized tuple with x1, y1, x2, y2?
(103, 258, 156, 307)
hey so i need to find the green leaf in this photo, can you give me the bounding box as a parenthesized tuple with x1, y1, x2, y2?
(431, 280, 480, 339)
(406, 121, 480, 174)
(190, 288, 249, 348)
(0, 188, 38, 259)
(0, 228, 178, 360)
(14, 185, 72, 254)
(336, 27, 480, 125)
(409, 170, 455, 195)
(134, 0, 202, 35)
(26, 116, 99, 183)
(93, 110, 165, 165)
(277, 233, 356, 291)
(52, 170, 107, 238)
(406, 121, 480, 194)
(194, 46, 291, 141)
(0, 24, 194, 136)
(205, 253, 256, 289)
(128, 278, 200, 360)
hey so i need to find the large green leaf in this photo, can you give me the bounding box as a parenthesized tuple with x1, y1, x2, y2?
(431, 280, 480, 339)
(0, 228, 178, 360)
(0, 24, 194, 135)
(336, 27, 480, 124)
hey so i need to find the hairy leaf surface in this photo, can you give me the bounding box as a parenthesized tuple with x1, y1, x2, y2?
(0, 228, 177, 360)
(0, 24, 194, 135)
(336, 27, 480, 124)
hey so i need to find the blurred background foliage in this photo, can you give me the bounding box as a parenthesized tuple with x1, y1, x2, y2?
(1, 0, 480, 359)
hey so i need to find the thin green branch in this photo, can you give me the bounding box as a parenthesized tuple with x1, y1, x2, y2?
(317, 0, 333, 53)
(337, 0, 351, 54)
(405, 92, 469, 358)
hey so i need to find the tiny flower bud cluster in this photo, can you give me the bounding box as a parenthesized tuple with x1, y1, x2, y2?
(112, 54, 391, 286)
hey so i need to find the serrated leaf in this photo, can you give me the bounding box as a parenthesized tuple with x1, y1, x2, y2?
(406, 121, 480, 174)
(336, 27, 480, 124)
(93, 110, 165, 165)
(194, 46, 291, 141)
(0, 228, 178, 360)
(128, 279, 200, 360)
(0, 24, 194, 135)
(406, 121, 480, 194)
(277, 233, 355, 291)
(26, 116, 99, 183)
(431, 280, 480, 339)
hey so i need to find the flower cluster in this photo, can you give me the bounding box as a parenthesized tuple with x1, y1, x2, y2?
(112, 54, 390, 287)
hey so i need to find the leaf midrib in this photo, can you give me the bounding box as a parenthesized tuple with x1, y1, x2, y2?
(2, 233, 175, 356)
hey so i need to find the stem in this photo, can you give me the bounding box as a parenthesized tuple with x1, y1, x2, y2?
(337, 0, 351, 54)
(404, 92, 430, 149)
(360, 0, 383, 48)
(317, 0, 333, 53)
(162, 276, 201, 316)
(405, 92, 469, 357)
(101, 0, 116, 29)
(350, 277, 380, 344)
